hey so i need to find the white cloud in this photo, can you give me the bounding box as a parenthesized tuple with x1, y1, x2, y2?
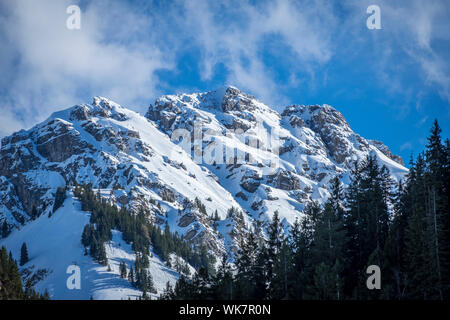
(415, 115, 428, 127)
(388, 0, 450, 104)
(177, 0, 337, 105)
(0, 0, 448, 139)
(355, 0, 450, 104)
(400, 141, 413, 151)
(0, 0, 173, 137)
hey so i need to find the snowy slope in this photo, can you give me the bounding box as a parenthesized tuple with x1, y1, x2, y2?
(0, 86, 408, 273)
(147, 87, 408, 232)
(0, 192, 180, 300)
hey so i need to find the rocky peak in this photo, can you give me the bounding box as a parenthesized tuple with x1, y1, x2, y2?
(219, 86, 256, 112)
(69, 97, 128, 122)
(0, 87, 408, 262)
(368, 140, 404, 165)
(282, 104, 350, 130)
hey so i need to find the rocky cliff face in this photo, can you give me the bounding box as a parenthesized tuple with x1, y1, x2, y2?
(0, 86, 408, 259)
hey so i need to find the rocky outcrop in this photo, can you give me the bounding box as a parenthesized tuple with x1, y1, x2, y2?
(369, 140, 404, 165)
(240, 170, 262, 193)
(269, 170, 300, 191)
(0, 87, 408, 261)
(221, 87, 256, 112)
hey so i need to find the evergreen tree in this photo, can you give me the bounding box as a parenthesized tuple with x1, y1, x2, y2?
(31, 205, 38, 220)
(1, 220, 9, 238)
(20, 243, 29, 266)
(53, 186, 67, 213)
(423, 120, 449, 299)
(128, 266, 135, 285)
(191, 267, 211, 299)
(271, 238, 293, 299)
(234, 230, 259, 299)
(343, 156, 391, 299)
(289, 216, 312, 299)
(160, 281, 175, 300)
(265, 211, 283, 298)
(382, 181, 409, 299)
(0, 246, 23, 299)
(211, 255, 233, 299)
(119, 261, 127, 278)
(308, 201, 346, 300)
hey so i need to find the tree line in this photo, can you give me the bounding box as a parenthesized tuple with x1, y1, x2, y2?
(162, 120, 449, 300)
(74, 184, 216, 298)
(0, 245, 50, 300)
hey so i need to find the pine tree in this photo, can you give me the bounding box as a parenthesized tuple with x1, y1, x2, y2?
(302, 179, 346, 300)
(265, 211, 283, 298)
(120, 261, 127, 278)
(289, 217, 309, 299)
(191, 267, 211, 299)
(235, 230, 259, 299)
(81, 224, 92, 247)
(271, 238, 293, 299)
(0, 246, 24, 299)
(31, 205, 38, 220)
(212, 254, 233, 299)
(20, 242, 29, 266)
(310, 261, 341, 300)
(128, 266, 135, 285)
(160, 281, 175, 300)
(423, 119, 448, 299)
(1, 220, 9, 238)
(96, 242, 108, 266)
(382, 180, 409, 299)
(53, 186, 66, 213)
(343, 156, 391, 299)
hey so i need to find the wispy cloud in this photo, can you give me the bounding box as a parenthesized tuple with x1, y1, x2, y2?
(0, 0, 172, 137)
(400, 141, 413, 151)
(415, 115, 428, 127)
(0, 0, 448, 140)
(176, 0, 337, 106)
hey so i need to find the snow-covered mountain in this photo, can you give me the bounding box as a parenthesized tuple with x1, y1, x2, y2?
(0, 192, 181, 299)
(0, 86, 407, 298)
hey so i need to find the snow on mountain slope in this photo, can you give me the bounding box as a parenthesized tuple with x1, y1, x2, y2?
(0, 96, 240, 256)
(0, 192, 180, 299)
(0, 86, 408, 267)
(147, 87, 408, 232)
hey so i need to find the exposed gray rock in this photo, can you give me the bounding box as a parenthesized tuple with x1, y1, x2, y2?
(369, 140, 404, 165)
(268, 170, 300, 191)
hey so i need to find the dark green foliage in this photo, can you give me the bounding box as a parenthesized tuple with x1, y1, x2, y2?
(0, 246, 23, 299)
(74, 184, 215, 293)
(0, 246, 49, 300)
(195, 197, 207, 215)
(52, 186, 67, 213)
(1, 221, 10, 239)
(159, 281, 175, 300)
(165, 120, 448, 301)
(119, 261, 127, 278)
(128, 266, 135, 284)
(397, 120, 450, 300)
(31, 205, 38, 220)
(20, 243, 29, 266)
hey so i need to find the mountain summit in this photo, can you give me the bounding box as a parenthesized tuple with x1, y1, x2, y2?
(0, 86, 406, 243)
(0, 87, 407, 297)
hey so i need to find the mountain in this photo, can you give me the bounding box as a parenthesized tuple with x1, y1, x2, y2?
(0, 86, 408, 299)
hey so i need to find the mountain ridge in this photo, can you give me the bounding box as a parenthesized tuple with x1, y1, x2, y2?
(0, 87, 407, 257)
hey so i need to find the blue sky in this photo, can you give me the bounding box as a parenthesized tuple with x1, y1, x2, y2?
(0, 0, 449, 165)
